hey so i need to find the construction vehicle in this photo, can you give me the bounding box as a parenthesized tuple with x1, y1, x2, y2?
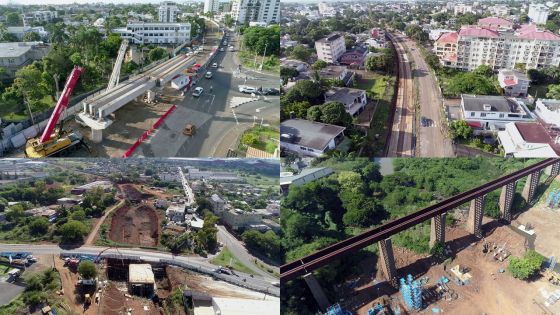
(25, 66, 86, 158)
(544, 269, 560, 285)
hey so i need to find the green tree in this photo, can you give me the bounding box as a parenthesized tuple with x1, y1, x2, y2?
(449, 120, 473, 140)
(312, 60, 327, 70)
(306, 105, 322, 121)
(242, 133, 260, 147)
(47, 22, 69, 44)
(546, 84, 560, 99)
(22, 31, 41, 42)
(29, 217, 50, 236)
(290, 44, 312, 62)
(319, 102, 353, 127)
(280, 67, 299, 84)
(242, 25, 280, 56)
(446, 72, 498, 96)
(224, 14, 234, 28)
(70, 209, 86, 221)
(58, 220, 88, 243)
(5, 12, 22, 26)
(77, 260, 97, 279)
(473, 65, 493, 77)
(508, 250, 544, 280)
(344, 36, 356, 49)
(148, 47, 167, 62)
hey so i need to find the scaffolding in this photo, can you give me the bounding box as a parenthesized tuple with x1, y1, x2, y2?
(546, 189, 560, 208)
(400, 274, 422, 310)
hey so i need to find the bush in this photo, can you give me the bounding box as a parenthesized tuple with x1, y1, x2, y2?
(29, 217, 49, 236)
(509, 250, 544, 280)
(58, 220, 88, 243)
(77, 260, 97, 279)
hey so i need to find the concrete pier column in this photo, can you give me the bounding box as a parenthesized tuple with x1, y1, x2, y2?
(91, 128, 103, 143)
(430, 213, 446, 248)
(303, 273, 331, 312)
(499, 181, 517, 223)
(378, 238, 398, 287)
(522, 170, 541, 203)
(467, 196, 485, 238)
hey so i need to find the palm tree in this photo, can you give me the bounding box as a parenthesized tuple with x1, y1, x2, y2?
(48, 22, 68, 45)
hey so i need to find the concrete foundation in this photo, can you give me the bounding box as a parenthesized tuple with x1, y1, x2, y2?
(303, 273, 331, 312)
(90, 128, 103, 143)
(522, 170, 541, 203)
(499, 181, 516, 223)
(378, 238, 398, 287)
(429, 213, 446, 248)
(467, 196, 485, 238)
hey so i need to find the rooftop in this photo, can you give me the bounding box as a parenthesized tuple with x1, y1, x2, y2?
(317, 33, 342, 43)
(279, 167, 334, 186)
(129, 264, 155, 284)
(436, 32, 458, 44)
(0, 42, 44, 58)
(461, 95, 528, 114)
(281, 119, 346, 151)
(478, 17, 513, 27)
(211, 298, 280, 315)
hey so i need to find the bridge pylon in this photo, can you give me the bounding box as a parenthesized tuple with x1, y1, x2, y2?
(378, 238, 398, 288)
(522, 170, 541, 203)
(429, 213, 446, 248)
(499, 181, 516, 223)
(467, 196, 485, 238)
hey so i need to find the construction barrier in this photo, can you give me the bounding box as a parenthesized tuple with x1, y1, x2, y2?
(122, 104, 177, 158)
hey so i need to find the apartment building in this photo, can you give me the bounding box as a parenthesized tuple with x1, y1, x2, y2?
(158, 1, 179, 23)
(204, 0, 220, 14)
(433, 22, 560, 71)
(528, 3, 549, 25)
(318, 2, 336, 17)
(315, 33, 346, 64)
(23, 11, 58, 24)
(231, 0, 279, 25)
(454, 4, 474, 15)
(113, 22, 191, 45)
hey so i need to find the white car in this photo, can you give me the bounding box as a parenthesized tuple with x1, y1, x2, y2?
(211, 63, 218, 68)
(228, 46, 235, 52)
(239, 85, 257, 93)
(192, 87, 204, 97)
(205, 71, 213, 79)
(219, 47, 225, 52)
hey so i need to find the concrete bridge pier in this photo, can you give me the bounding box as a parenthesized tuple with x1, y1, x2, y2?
(522, 170, 541, 203)
(499, 181, 517, 223)
(378, 238, 398, 288)
(90, 128, 103, 143)
(429, 213, 446, 248)
(303, 273, 331, 312)
(467, 196, 485, 238)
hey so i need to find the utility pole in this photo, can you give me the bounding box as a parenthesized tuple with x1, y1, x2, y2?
(259, 42, 268, 71)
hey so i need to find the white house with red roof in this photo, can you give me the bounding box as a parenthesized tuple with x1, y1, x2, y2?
(432, 19, 560, 71)
(497, 69, 530, 97)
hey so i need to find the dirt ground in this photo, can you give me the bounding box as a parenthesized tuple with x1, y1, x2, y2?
(341, 218, 560, 315)
(515, 203, 560, 259)
(119, 184, 151, 202)
(165, 266, 275, 300)
(101, 282, 160, 315)
(53, 256, 100, 315)
(109, 204, 160, 246)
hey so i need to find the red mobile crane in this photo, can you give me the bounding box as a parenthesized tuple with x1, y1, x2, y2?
(25, 66, 85, 157)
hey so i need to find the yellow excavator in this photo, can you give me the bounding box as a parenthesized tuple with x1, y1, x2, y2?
(25, 66, 86, 158)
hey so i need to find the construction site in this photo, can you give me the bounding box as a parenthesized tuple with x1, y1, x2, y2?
(282, 160, 560, 315)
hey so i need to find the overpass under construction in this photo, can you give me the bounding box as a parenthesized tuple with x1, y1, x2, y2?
(281, 158, 560, 312)
(77, 42, 196, 142)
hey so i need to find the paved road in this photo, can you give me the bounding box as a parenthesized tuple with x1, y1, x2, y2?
(399, 36, 454, 157)
(0, 243, 280, 296)
(139, 26, 279, 157)
(216, 225, 279, 281)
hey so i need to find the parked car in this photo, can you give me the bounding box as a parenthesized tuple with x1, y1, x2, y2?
(421, 116, 428, 127)
(211, 63, 218, 68)
(219, 47, 225, 52)
(264, 88, 280, 95)
(192, 87, 204, 97)
(205, 71, 213, 79)
(239, 85, 257, 93)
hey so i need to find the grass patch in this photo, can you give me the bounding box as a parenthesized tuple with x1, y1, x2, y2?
(358, 73, 396, 156)
(238, 50, 280, 73)
(238, 126, 279, 154)
(211, 247, 257, 275)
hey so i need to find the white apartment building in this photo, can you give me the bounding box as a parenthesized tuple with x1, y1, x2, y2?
(535, 99, 560, 127)
(204, 0, 220, 14)
(434, 23, 560, 71)
(159, 1, 179, 23)
(315, 33, 346, 64)
(113, 22, 191, 45)
(454, 4, 474, 15)
(7, 26, 48, 41)
(528, 3, 549, 25)
(23, 11, 58, 24)
(489, 5, 509, 17)
(318, 2, 336, 17)
(231, 0, 280, 25)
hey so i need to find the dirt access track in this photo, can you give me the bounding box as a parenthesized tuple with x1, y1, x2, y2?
(118, 184, 151, 202)
(109, 204, 160, 246)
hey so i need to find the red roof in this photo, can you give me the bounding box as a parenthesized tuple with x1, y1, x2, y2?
(466, 121, 483, 128)
(442, 53, 457, 62)
(515, 122, 551, 143)
(516, 29, 560, 41)
(459, 27, 499, 38)
(478, 17, 513, 26)
(436, 32, 458, 44)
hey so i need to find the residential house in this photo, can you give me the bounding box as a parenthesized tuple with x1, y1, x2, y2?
(339, 46, 368, 67)
(280, 119, 346, 157)
(498, 122, 560, 157)
(324, 87, 367, 117)
(460, 94, 534, 132)
(498, 69, 530, 97)
(318, 65, 355, 86)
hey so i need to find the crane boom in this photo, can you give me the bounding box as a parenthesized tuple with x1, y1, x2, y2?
(40, 66, 84, 143)
(106, 40, 128, 91)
